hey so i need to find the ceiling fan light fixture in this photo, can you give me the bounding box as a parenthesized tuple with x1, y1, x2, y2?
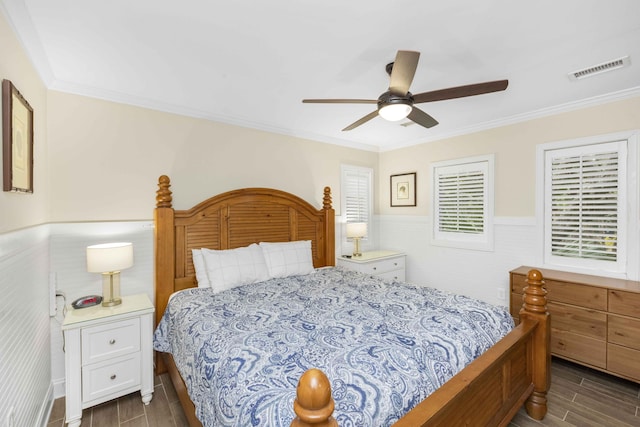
(379, 103, 412, 121)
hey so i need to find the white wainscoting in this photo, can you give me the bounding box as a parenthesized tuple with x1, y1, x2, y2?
(377, 215, 538, 307)
(0, 225, 53, 427)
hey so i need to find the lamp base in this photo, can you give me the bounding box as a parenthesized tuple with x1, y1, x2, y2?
(102, 297, 122, 307)
(101, 272, 122, 307)
(352, 237, 362, 257)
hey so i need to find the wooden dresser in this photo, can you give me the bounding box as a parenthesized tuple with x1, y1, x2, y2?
(510, 266, 640, 383)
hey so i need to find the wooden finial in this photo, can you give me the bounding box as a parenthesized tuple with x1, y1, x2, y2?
(290, 369, 337, 427)
(323, 187, 332, 210)
(156, 175, 173, 208)
(521, 269, 547, 314)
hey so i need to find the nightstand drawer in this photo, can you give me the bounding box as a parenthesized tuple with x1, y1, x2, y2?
(370, 257, 404, 274)
(376, 269, 405, 281)
(81, 318, 140, 365)
(82, 353, 141, 403)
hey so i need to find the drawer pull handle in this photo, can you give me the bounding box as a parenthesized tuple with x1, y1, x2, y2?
(110, 374, 117, 380)
(109, 339, 116, 345)
(394, 262, 397, 266)
(373, 267, 377, 270)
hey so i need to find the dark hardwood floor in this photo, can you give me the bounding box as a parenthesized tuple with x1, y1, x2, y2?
(509, 358, 640, 427)
(48, 358, 639, 427)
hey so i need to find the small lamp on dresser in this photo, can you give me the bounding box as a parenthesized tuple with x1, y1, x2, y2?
(86, 242, 133, 307)
(346, 222, 367, 257)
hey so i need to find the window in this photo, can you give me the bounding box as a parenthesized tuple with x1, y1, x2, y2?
(341, 165, 373, 240)
(538, 131, 638, 278)
(431, 155, 494, 251)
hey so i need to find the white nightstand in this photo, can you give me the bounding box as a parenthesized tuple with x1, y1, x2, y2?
(337, 250, 406, 281)
(62, 294, 155, 427)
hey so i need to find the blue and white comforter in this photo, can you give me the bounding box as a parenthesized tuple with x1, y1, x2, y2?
(153, 267, 513, 426)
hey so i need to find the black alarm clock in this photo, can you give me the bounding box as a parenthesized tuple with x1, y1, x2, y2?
(71, 295, 103, 309)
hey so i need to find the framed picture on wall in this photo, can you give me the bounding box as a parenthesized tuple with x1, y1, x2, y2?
(3, 79, 34, 193)
(390, 172, 416, 207)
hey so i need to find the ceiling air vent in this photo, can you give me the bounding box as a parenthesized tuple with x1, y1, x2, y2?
(568, 56, 631, 81)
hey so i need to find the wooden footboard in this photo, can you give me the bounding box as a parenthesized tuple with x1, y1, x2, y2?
(292, 269, 550, 427)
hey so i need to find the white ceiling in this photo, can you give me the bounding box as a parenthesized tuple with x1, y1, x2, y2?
(3, 0, 640, 151)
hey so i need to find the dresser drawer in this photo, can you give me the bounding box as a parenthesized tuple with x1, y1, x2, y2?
(608, 290, 640, 317)
(608, 315, 640, 350)
(545, 279, 607, 310)
(607, 343, 640, 381)
(551, 328, 606, 368)
(510, 292, 522, 320)
(548, 302, 606, 340)
(82, 352, 141, 404)
(81, 318, 140, 365)
(510, 273, 527, 294)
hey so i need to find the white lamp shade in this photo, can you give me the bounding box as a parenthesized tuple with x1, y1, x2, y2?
(87, 242, 134, 273)
(379, 103, 412, 121)
(346, 222, 367, 238)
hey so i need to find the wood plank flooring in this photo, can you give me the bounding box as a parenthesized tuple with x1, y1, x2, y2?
(509, 358, 640, 427)
(48, 357, 640, 427)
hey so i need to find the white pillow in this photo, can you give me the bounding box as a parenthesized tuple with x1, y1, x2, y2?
(191, 249, 211, 288)
(260, 240, 314, 278)
(201, 244, 270, 293)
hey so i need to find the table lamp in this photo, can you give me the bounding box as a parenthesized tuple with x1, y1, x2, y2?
(87, 242, 133, 307)
(346, 222, 367, 257)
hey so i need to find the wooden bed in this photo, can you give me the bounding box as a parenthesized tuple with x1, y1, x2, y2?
(153, 175, 550, 426)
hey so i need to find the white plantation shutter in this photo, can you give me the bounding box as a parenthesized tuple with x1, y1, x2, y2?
(545, 141, 626, 271)
(437, 169, 485, 234)
(431, 155, 494, 250)
(341, 165, 373, 237)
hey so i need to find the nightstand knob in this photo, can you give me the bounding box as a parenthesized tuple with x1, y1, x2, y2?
(109, 339, 116, 345)
(394, 262, 397, 266)
(110, 374, 117, 380)
(373, 267, 377, 270)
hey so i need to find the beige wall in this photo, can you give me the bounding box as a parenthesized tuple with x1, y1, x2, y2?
(379, 96, 640, 217)
(47, 91, 378, 221)
(0, 11, 48, 234)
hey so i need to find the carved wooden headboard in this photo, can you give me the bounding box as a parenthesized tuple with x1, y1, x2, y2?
(153, 175, 336, 327)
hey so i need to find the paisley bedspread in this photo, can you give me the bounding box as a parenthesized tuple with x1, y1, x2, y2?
(153, 267, 514, 426)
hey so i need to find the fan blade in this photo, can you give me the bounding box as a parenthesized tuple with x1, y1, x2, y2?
(388, 50, 420, 96)
(407, 107, 439, 129)
(342, 110, 379, 131)
(302, 99, 377, 104)
(413, 79, 508, 103)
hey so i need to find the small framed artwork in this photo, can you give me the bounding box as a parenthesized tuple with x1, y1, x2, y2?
(3, 79, 34, 193)
(390, 172, 416, 207)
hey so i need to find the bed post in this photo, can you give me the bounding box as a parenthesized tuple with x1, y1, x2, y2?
(322, 187, 336, 266)
(519, 269, 550, 420)
(155, 175, 175, 374)
(291, 369, 337, 427)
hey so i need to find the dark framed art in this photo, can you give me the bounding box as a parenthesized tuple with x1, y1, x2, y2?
(390, 172, 416, 207)
(3, 79, 34, 193)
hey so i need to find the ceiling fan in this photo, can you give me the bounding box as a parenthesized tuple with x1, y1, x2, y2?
(302, 50, 508, 131)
